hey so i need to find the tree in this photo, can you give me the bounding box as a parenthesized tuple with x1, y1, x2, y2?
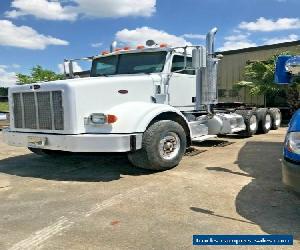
(0, 87, 8, 96)
(234, 52, 299, 111)
(17, 65, 65, 84)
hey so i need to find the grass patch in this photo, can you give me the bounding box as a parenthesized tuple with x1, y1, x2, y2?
(0, 102, 9, 112)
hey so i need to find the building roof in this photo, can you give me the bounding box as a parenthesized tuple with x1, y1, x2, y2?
(218, 40, 300, 55)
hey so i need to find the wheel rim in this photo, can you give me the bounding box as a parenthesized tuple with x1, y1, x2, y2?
(264, 114, 271, 130)
(249, 115, 257, 131)
(275, 112, 281, 126)
(159, 132, 181, 160)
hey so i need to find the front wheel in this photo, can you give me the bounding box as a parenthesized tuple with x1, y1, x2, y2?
(128, 120, 187, 171)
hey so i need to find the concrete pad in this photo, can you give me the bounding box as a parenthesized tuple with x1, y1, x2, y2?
(0, 128, 299, 250)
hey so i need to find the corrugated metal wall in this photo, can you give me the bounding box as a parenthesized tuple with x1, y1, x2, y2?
(217, 43, 300, 105)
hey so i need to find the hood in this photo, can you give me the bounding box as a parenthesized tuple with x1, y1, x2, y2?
(9, 74, 159, 134)
(288, 109, 300, 132)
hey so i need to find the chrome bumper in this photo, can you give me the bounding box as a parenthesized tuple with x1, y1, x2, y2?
(2, 129, 142, 152)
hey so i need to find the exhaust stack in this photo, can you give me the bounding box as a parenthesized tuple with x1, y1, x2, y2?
(110, 41, 117, 52)
(201, 27, 219, 106)
(206, 27, 218, 56)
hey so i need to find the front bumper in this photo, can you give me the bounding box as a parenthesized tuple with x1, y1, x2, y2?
(282, 158, 300, 193)
(2, 129, 142, 153)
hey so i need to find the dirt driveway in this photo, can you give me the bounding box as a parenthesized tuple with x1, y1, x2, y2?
(0, 128, 299, 250)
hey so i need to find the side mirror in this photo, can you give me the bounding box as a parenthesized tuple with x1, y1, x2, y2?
(192, 47, 206, 69)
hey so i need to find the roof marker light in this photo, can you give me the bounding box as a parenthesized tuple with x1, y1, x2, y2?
(123, 46, 130, 50)
(101, 51, 109, 55)
(137, 45, 145, 49)
(115, 48, 122, 52)
(160, 43, 168, 48)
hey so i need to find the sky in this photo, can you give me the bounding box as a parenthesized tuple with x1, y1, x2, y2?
(1, 0, 300, 87)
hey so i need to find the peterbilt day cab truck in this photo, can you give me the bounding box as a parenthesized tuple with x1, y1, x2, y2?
(3, 28, 281, 171)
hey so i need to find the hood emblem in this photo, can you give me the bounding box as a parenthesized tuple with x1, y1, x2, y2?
(30, 85, 41, 90)
(118, 90, 128, 94)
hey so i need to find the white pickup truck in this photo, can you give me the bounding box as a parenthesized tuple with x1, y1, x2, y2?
(3, 28, 281, 170)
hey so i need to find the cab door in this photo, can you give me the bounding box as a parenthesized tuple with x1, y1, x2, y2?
(168, 55, 196, 111)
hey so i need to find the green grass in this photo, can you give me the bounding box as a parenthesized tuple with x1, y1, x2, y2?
(0, 102, 9, 112)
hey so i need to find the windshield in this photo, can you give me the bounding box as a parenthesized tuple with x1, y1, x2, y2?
(91, 51, 167, 76)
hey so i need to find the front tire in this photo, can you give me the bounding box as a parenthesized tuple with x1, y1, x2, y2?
(128, 120, 187, 171)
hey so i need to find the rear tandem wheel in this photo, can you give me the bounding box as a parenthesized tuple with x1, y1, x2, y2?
(235, 109, 259, 137)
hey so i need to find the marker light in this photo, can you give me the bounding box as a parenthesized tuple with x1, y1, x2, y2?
(286, 132, 300, 154)
(90, 113, 106, 124)
(101, 51, 109, 55)
(106, 114, 118, 124)
(90, 113, 118, 124)
(123, 46, 130, 50)
(137, 45, 145, 49)
(115, 48, 122, 52)
(160, 43, 168, 48)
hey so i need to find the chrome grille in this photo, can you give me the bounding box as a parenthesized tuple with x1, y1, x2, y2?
(23, 92, 37, 129)
(13, 91, 64, 130)
(13, 93, 23, 128)
(37, 92, 52, 130)
(52, 91, 64, 130)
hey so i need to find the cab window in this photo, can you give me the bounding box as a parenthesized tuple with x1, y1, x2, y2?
(171, 55, 195, 75)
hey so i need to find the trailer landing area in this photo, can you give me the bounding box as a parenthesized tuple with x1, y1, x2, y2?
(0, 128, 299, 250)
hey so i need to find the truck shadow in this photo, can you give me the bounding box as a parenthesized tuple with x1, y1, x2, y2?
(234, 141, 300, 240)
(0, 153, 155, 182)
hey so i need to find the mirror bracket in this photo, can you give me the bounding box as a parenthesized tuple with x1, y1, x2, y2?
(192, 47, 207, 69)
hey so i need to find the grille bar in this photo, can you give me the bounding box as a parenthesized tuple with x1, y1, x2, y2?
(13, 91, 64, 131)
(34, 92, 40, 129)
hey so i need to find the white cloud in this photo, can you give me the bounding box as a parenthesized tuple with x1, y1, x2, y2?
(239, 17, 300, 32)
(58, 62, 83, 74)
(0, 66, 17, 87)
(263, 34, 299, 45)
(91, 42, 103, 48)
(6, 0, 156, 20)
(115, 27, 191, 47)
(218, 34, 257, 51)
(0, 20, 69, 50)
(181, 34, 206, 40)
(5, 0, 77, 21)
(11, 64, 21, 69)
(72, 0, 156, 18)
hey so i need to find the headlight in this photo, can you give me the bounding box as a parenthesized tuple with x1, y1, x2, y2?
(89, 113, 117, 124)
(286, 132, 300, 154)
(90, 113, 106, 124)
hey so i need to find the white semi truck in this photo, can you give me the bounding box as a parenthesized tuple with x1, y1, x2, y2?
(3, 28, 281, 170)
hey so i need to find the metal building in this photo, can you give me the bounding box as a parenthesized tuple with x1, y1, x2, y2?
(217, 40, 300, 105)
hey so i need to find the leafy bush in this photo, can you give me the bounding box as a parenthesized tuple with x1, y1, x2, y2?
(235, 52, 299, 110)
